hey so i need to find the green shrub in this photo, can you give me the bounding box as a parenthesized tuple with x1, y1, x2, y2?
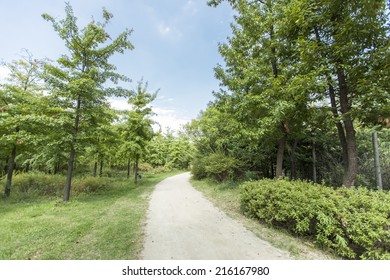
(9, 172, 65, 197)
(72, 176, 109, 194)
(240, 179, 390, 259)
(191, 157, 207, 180)
(138, 162, 153, 172)
(1, 173, 111, 199)
(192, 152, 240, 182)
(149, 166, 172, 174)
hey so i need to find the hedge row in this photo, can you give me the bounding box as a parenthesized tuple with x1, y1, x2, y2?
(240, 179, 390, 259)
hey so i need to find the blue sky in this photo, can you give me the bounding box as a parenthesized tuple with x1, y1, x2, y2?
(0, 0, 233, 132)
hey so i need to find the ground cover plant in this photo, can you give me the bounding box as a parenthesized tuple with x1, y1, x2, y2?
(240, 179, 390, 259)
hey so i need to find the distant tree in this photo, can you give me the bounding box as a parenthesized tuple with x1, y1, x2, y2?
(121, 81, 157, 183)
(42, 3, 133, 200)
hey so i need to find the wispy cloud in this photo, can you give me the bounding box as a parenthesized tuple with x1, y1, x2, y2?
(108, 98, 131, 111)
(0, 66, 10, 82)
(108, 98, 189, 133)
(157, 21, 183, 42)
(152, 107, 190, 133)
(183, 0, 199, 15)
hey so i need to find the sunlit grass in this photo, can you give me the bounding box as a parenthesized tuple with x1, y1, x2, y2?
(0, 171, 181, 260)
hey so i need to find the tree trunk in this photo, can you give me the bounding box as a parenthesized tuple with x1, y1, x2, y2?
(328, 82, 349, 172)
(93, 161, 97, 177)
(134, 155, 139, 184)
(336, 66, 358, 187)
(4, 156, 9, 176)
(99, 158, 103, 177)
(312, 140, 317, 183)
(64, 98, 81, 201)
(290, 139, 298, 180)
(127, 158, 131, 179)
(276, 135, 286, 178)
(314, 25, 349, 174)
(4, 144, 17, 197)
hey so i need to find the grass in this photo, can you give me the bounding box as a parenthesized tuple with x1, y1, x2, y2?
(0, 170, 181, 260)
(190, 177, 338, 260)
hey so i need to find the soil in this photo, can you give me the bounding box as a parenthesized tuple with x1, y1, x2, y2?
(141, 172, 291, 260)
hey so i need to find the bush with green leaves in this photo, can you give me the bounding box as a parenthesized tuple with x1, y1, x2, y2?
(240, 179, 390, 259)
(1, 172, 109, 199)
(6, 172, 65, 197)
(192, 152, 240, 182)
(72, 176, 109, 195)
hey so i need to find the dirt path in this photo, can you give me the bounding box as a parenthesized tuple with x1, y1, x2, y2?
(141, 172, 291, 260)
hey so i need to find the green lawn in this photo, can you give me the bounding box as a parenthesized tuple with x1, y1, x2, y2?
(0, 171, 180, 260)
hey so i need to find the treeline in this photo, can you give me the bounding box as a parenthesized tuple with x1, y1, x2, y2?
(0, 4, 192, 200)
(189, 0, 390, 188)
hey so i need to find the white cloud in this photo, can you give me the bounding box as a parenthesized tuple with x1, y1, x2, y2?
(0, 66, 10, 82)
(108, 98, 131, 111)
(108, 98, 190, 134)
(158, 22, 171, 36)
(152, 107, 190, 134)
(183, 0, 198, 15)
(157, 21, 183, 41)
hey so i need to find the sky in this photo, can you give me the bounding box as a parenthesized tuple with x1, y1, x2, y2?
(0, 0, 234, 132)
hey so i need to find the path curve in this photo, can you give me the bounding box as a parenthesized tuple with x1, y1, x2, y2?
(141, 172, 291, 260)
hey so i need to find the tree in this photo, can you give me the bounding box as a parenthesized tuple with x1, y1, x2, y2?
(42, 3, 133, 200)
(209, 0, 389, 187)
(280, 0, 389, 186)
(0, 51, 48, 197)
(209, 0, 315, 178)
(121, 81, 157, 183)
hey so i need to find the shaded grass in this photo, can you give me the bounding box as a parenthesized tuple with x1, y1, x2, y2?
(0, 171, 181, 260)
(190, 177, 337, 260)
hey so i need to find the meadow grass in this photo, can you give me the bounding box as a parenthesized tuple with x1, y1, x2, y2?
(190, 177, 337, 260)
(0, 171, 181, 260)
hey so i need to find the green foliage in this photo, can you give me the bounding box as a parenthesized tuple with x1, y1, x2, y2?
(42, 3, 134, 200)
(72, 177, 109, 194)
(240, 179, 390, 259)
(202, 0, 390, 187)
(1, 173, 110, 199)
(137, 162, 153, 172)
(8, 172, 65, 197)
(192, 152, 240, 182)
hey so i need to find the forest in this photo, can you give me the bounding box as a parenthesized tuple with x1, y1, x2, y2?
(0, 4, 192, 201)
(188, 0, 390, 189)
(186, 0, 390, 260)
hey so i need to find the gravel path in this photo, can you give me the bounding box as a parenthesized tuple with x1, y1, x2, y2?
(141, 172, 291, 260)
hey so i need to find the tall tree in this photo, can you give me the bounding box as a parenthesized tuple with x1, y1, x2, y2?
(42, 3, 134, 201)
(0, 52, 47, 197)
(281, 0, 389, 186)
(122, 81, 157, 184)
(210, 0, 314, 178)
(210, 0, 389, 186)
